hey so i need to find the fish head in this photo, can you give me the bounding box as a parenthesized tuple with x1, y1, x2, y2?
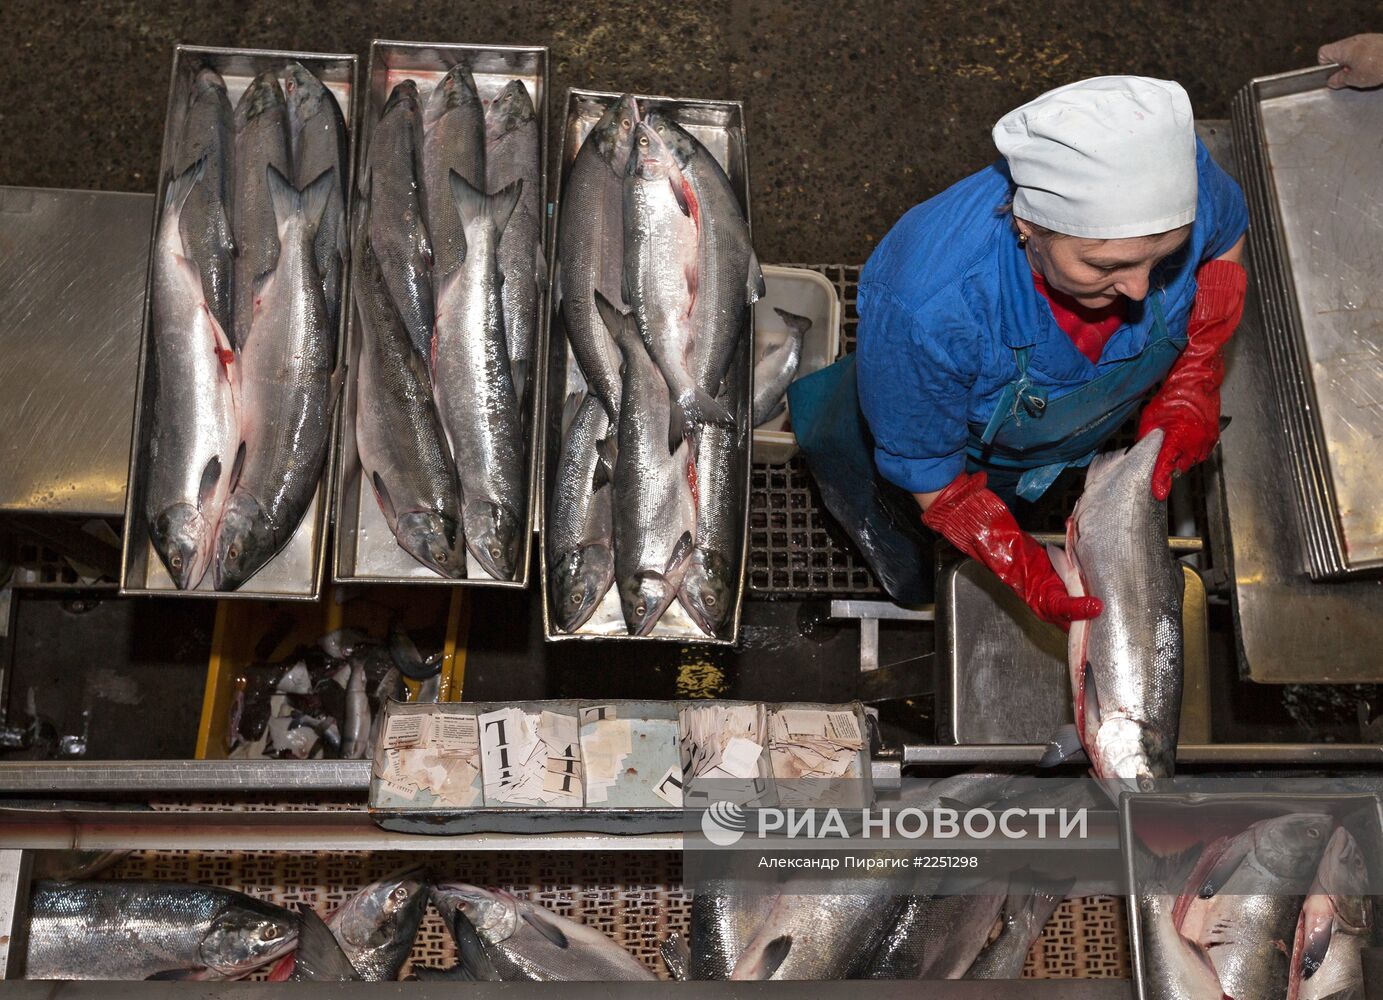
(383, 79, 421, 119)
(1093, 716, 1175, 794)
(590, 94, 640, 176)
(193, 67, 228, 98)
(485, 80, 536, 144)
(431, 883, 519, 945)
(283, 61, 328, 123)
(550, 543, 615, 633)
(332, 869, 428, 955)
(1251, 812, 1335, 882)
(212, 494, 276, 591)
(463, 499, 521, 580)
(628, 121, 677, 182)
(679, 549, 734, 636)
(1311, 827, 1371, 932)
(645, 113, 696, 170)
(396, 510, 464, 578)
(618, 569, 678, 636)
(236, 70, 285, 129)
(199, 898, 298, 977)
(151, 501, 217, 590)
(425, 63, 480, 127)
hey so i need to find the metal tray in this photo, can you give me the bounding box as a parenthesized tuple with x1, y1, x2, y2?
(120, 45, 359, 601)
(1122, 790, 1383, 1000)
(1232, 66, 1383, 580)
(538, 88, 754, 644)
(333, 41, 549, 589)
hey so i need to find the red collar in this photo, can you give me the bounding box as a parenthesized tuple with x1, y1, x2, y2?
(1031, 271, 1127, 365)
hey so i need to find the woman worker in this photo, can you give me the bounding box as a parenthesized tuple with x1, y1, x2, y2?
(855, 76, 1247, 628)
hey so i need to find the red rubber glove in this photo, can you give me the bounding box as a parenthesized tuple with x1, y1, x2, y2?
(923, 471, 1103, 631)
(1138, 258, 1247, 501)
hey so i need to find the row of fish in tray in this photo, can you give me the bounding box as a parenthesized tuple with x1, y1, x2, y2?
(353, 66, 542, 583)
(146, 63, 348, 592)
(548, 95, 764, 639)
(1139, 813, 1370, 1000)
(225, 623, 445, 760)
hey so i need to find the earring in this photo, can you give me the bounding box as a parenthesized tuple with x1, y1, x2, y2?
(1017, 232, 1029, 248)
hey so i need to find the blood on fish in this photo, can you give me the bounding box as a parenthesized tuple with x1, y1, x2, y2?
(687, 455, 699, 508)
(681, 176, 700, 231)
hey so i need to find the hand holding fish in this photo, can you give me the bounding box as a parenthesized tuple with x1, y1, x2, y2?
(923, 471, 1103, 630)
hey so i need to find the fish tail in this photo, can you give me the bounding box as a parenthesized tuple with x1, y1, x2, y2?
(669, 387, 735, 453)
(266, 164, 335, 241)
(163, 155, 207, 216)
(449, 171, 521, 237)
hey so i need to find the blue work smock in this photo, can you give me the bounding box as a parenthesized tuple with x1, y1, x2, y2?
(855, 138, 1248, 497)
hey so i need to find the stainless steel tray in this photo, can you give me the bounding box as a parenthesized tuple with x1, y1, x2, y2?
(120, 45, 359, 601)
(1122, 790, 1383, 1000)
(538, 89, 754, 644)
(939, 559, 1211, 745)
(333, 41, 548, 589)
(1232, 66, 1383, 580)
(0, 188, 151, 519)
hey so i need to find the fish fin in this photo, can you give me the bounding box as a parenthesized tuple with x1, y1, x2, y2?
(293, 902, 360, 981)
(749, 935, 792, 980)
(449, 171, 520, 237)
(450, 911, 502, 982)
(196, 456, 223, 512)
(668, 171, 693, 218)
(772, 307, 812, 338)
(1196, 834, 1253, 899)
(760, 339, 787, 360)
(265, 164, 299, 231)
(665, 530, 695, 576)
(212, 197, 235, 256)
(747, 249, 766, 303)
(560, 391, 584, 436)
(511, 359, 529, 405)
(592, 289, 633, 347)
(299, 167, 337, 239)
(660, 933, 691, 982)
(372, 472, 398, 523)
(229, 440, 246, 492)
(594, 436, 618, 488)
(1038, 724, 1087, 768)
(520, 908, 570, 949)
(162, 156, 206, 215)
(668, 387, 735, 452)
(1293, 893, 1335, 985)
(1218, 415, 1232, 433)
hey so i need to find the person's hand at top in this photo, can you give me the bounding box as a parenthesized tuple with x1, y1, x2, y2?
(1319, 34, 1383, 89)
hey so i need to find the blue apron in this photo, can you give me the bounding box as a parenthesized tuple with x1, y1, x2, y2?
(968, 293, 1183, 502)
(788, 288, 1183, 599)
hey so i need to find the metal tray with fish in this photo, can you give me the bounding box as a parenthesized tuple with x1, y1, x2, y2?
(1122, 789, 1383, 1000)
(539, 89, 754, 646)
(333, 41, 549, 589)
(121, 45, 358, 601)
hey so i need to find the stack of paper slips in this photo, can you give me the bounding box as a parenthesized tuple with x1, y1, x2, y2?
(373, 708, 482, 807)
(767, 708, 863, 780)
(478, 707, 583, 807)
(579, 705, 683, 807)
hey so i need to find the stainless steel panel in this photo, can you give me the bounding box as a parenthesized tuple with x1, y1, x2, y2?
(942, 560, 1210, 745)
(0, 850, 31, 979)
(333, 41, 548, 588)
(538, 89, 753, 644)
(0, 188, 151, 518)
(120, 46, 359, 601)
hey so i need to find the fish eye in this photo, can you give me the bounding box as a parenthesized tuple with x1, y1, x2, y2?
(489, 547, 502, 560)
(638, 135, 649, 147)
(228, 545, 238, 560)
(570, 593, 582, 605)
(635, 603, 647, 616)
(435, 550, 448, 563)
(620, 118, 631, 129)
(1307, 827, 1322, 839)
(704, 594, 716, 607)
(393, 887, 409, 901)
(170, 554, 183, 569)
(263, 925, 280, 940)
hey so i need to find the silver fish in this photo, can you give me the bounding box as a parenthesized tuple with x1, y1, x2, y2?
(1292, 827, 1370, 1000)
(173, 67, 235, 337)
(365, 81, 434, 359)
(213, 166, 336, 590)
(283, 905, 361, 981)
(1047, 429, 1183, 793)
(423, 64, 485, 282)
(648, 113, 764, 400)
(963, 878, 1070, 979)
(431, 883, 656, 981)
(623, 120, 734, 450)
(353, 227, 464, 578)
(231, 70, 291, 351)
(1179, 812, 1334, 1000)
(599, 294, 697, 635)
(25, 880, 297, 981)
(909, 884, 1008, 979)
(1135, 854, 1224, 1000)
(679, 415, 742, 638)
(340, 659, 369, 759)
(326, 869, 427, 981)
(689, 882, 777, 980)
(433, 173, 526, 581)
(556, 94, 639, 421)
(752, 309, 809, 427)
(660, 932, 691, 981)
(145, 159, 241, 590)
(486, 79, 544, 406)
(285, 61, 348, 336)
(547, 392, 615, 632)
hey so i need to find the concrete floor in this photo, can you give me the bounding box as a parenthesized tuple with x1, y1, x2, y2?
(0, 0, 1374, 264)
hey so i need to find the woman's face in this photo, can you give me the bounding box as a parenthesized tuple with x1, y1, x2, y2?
(1017, 221, 1192, 309)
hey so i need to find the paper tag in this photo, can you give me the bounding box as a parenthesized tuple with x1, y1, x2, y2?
(777, 709, 828, 738)
(581, 704, 617, 726)
(383, 712, 427, 749)
(431, 714, 479, 754)
(652, 765, 684, 807)
(718, 736, 762, 779)
(826, 711, 862, 743)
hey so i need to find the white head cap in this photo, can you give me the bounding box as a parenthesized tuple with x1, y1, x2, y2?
(993, 76, 1197, 240)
